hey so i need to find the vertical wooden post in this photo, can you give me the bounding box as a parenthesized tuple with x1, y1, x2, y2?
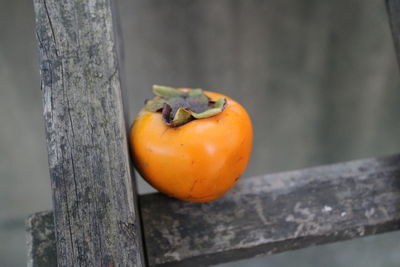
(33, 0, 145, 266)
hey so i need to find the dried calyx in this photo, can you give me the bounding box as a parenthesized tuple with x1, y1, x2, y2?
(144, 85, 227, 127)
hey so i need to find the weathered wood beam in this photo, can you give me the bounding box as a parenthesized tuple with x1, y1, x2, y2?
(27, 155, 400, 266)
(33, 0, 145, 266)
(26, 211, 57, 267)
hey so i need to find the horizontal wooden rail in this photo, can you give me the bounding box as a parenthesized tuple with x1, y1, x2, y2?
(27, 154, 400, 266)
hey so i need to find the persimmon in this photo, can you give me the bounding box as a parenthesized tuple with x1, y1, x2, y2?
(129, 85, 253, 202)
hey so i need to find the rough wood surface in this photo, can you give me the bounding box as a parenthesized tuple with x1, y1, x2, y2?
(26, 212, 57, 267)
(28, 155, 400, 266)
(33, 0, 144, 266)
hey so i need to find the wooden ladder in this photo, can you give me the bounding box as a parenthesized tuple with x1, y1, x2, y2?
(27, 0, 400, 266)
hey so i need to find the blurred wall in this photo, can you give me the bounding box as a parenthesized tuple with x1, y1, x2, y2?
(0, 1, 51, 266)
(1, 0, 400, 266)
(120, 0, 400, 179)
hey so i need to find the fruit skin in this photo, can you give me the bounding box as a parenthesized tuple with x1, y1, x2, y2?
(129, 89, 253, 202)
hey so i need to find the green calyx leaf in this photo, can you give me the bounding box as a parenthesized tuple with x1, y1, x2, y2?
(192, 98, 227, 119)
(171, 108, 193, 127)
(144, 98, 167, 112)
(144, 85, 227, 127)
(153, 85, 187, 98)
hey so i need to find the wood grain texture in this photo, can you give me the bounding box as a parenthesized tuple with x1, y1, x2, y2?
(26, 212, 57, 267)
(28, 155, 400, 266)
(33, 0, 144, 266)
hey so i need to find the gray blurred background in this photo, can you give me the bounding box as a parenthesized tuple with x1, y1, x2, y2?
(1, 0, 400, 266)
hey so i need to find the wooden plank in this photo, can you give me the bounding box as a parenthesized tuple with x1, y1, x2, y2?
(32, 0, 145, 266)
(27, 155, 400, 266)
(26, 211, 57, 267)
